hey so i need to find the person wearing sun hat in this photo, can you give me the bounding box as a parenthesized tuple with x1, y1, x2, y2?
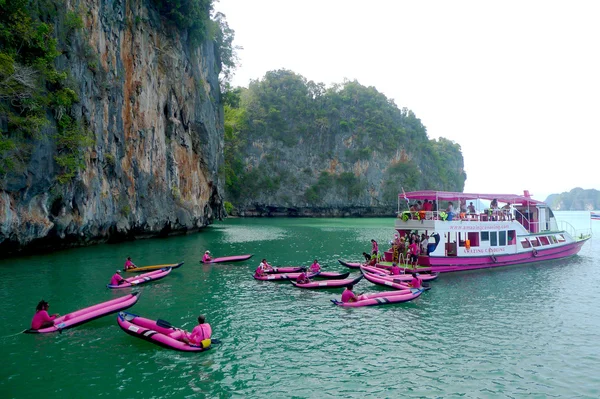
(110, 270, 126, 286)
(202, 250, 212, 263)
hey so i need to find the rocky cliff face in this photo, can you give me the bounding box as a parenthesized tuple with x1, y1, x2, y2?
(0, 0, 224, 255)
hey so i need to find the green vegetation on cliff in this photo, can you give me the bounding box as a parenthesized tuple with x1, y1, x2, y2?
(224, 69, 466, 211)
(545, 188, 600, 211)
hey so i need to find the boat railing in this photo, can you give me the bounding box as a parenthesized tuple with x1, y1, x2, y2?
(558, 220, 592, 240)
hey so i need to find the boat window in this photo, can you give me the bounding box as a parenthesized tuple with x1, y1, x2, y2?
(507, 230, 516, 245)
(468, 232, 479, 247)
(539, 236, 550, 245)
(499, 231, 506, 246)
(557, 234, 566, 242)
(550, 235, 558, 244)
(521, 239, 531, 248)
(481, 231, 489, 242)
(530, 238, 540, 247)
(490, 231, 498, 246)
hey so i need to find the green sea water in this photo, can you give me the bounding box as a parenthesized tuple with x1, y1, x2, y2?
(1, 213, 600, 398)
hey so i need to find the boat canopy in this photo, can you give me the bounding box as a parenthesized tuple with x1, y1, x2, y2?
(399, 190, 544, 206)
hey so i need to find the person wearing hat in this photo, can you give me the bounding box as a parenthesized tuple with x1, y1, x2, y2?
(110, 270, 126, 286)
(124, 256, 137, 270)
(31, 300, 60, 330)
(202, 251, 212, 263)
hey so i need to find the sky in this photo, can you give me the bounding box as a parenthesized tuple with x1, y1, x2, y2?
(214, 0, 599, 201)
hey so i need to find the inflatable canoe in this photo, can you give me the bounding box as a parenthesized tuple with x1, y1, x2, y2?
(313, 271, 350, 279)
(362, 270, 411, 290)
(331, 289, 423, 307)
(360, 266, 439, 282)
(201, 254, 253, 264)
(265, 266, 306, 274)
(107, 268, 172, 289)
(117, 312, 211, 352)
(290, 275, 363, 289)
(125, 262, 184, 273)
(253, 271, 320, 281)
(24, 292, 140, 333)
(338, 259, 364, 269)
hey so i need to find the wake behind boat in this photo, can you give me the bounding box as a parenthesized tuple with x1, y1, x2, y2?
(202, 254, 253, 264)
(24, 293, 140, 333)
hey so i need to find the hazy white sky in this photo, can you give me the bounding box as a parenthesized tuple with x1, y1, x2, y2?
(214, 0, 599, 201)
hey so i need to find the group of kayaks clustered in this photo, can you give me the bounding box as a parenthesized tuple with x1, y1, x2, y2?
(23, 255, 251, 352)
(252, 254, 438, 308)
(24, 252, 437, 352)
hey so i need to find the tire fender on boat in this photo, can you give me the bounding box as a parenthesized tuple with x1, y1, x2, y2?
(532, 248, 538, 257)
(490, 254, 497, 263)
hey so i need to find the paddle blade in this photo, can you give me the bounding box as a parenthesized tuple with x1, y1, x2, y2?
(156, 319, 174, 329)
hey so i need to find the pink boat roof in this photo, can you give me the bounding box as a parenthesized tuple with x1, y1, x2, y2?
(399, 190, 544, 206)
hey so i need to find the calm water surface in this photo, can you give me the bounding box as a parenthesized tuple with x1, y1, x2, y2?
(1, 212, 599, 398)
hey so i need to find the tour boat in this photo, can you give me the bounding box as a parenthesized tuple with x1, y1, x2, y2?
(389, 190, 592, 273)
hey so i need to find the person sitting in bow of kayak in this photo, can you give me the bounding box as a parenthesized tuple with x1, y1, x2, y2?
(341, 285, 361, 303)
(309, 259, 321, 273)
(124, 256, 137, 270)
(409, 273, 422, 288)
(390, 262, 401, 275)
(31, 300, 59, 330)
(296, 270, 311, 284)
(110, 270, 126, 286)
(254, 259, 271, 276)
(183, 315, 212, 347)
(202, 251, 212, 263)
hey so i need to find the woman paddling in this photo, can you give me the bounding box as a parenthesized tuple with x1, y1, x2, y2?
(31, 300, 59, 330)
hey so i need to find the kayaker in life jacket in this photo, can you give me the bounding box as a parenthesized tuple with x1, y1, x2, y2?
(296, 270, 311, 284)
(184, 315, 212, 347)
(31, 300, 59, 330)
(110, 270, 126, 286)
(390, 263, 401, 275)
(309, 259, 321, 273)
(202, 251, 212, 263)
(409, 273, 422, 289)
(124, 256, 137, 270)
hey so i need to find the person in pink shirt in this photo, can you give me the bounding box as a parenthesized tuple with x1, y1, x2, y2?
(184, 315, 212, 347)
(409, 273, 422, 288)
(309, 259, 321, 273)
(296, 270, 311, 284)
(31, 300, 59, 330)
(370, 239, 379, 257)
(110, 270, 126, 286)
(124, 256, 137, 270)
(391, 263, 401, 275)
(202, 251, 212, 263)
(408, 240, 420, 266)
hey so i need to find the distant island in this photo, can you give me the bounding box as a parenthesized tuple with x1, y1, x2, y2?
(545, 188, 600, 211)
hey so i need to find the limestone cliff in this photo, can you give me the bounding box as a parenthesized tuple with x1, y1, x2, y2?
(0, 0, 224, 255)
(545, 188, 600, 211)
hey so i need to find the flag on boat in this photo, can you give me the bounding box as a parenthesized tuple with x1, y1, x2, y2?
(401, 187, 409, 204)
(592, 212, 600, 221)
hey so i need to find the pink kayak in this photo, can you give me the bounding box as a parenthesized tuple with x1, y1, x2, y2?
(290, 275, 363, 289)
(360, 266, 439, 282)
(253, 271, 320, 281)
(362, 270, 411, 290)
(24, 293, 140, 333)
(338, 259, 364, 269)
(331, 288, 423, 307)
(314, 271, 350, 279)
(107, 268, 172, 289)
(117, 312, 211, 352)
(265, 266, 306, 274)
(201, 254, 253, 264)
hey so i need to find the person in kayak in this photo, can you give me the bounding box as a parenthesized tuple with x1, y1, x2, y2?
(309, 259, 321, 273)
(184, 315, 212, 347)
(341, 285, 364, 303)
(390, 262, 401, 275)
(409, 273, 422, 288)
(124, 256, 137, 270)
(202, 251, 212, 263)
(296, 270, 311, 284)
(31, 300, 60, 330)
(110, 270, 126, 286)
(254, 259, 272, 277)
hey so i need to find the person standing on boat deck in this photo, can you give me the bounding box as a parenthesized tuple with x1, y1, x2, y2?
(501, 203, 512, 221)
(309, 259, 321, 273)
(423, 199, 433, 219)
(446, 202, 455, 220)
(31, 300, 59, 330)
(371, 239, 379, 257)
(124, 256, 137, 270)
(408, 240, 420, 266)
(490, 198, 500, 220)
(409, 273, 422, 288)
(110, 270, 126, 285)
(183, 315, 212, 346)
(421, 234, 429, 255)
(202, 251, 212, 263)
(467, 202, 476, 214)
